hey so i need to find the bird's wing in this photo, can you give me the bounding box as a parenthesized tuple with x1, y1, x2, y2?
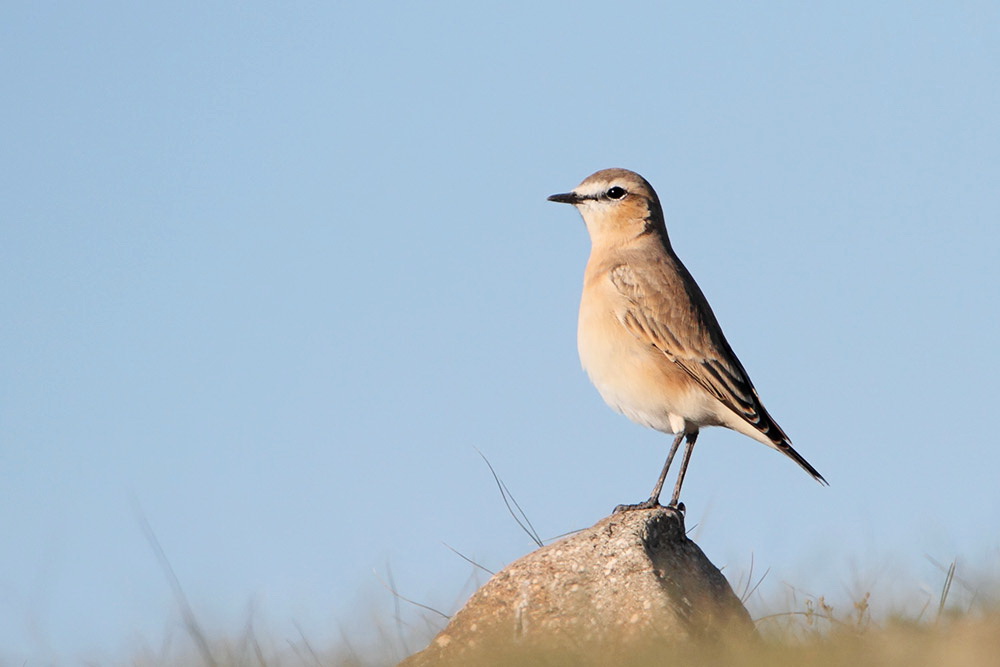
(608, 260, 827, 485)
(608, 262, 773, 435)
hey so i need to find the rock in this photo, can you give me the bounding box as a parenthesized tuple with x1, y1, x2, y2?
(400, 507, 753, 665)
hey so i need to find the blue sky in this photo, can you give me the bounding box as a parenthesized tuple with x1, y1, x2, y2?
(2, 1, 999, 662)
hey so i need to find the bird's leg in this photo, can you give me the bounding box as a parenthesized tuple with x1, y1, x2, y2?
(613, 431, 685, 513)
(647, 431, 686, 506)
(667, 431, 699, 508)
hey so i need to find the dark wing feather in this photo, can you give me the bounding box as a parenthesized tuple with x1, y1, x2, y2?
(609, 260, 827, 484)
(608, 262, 768, 431)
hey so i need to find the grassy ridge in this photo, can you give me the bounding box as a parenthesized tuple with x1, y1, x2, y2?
(113, 513, 1000, 666)
(123, 585, 999, 666)
(129, 612, 1000, 666)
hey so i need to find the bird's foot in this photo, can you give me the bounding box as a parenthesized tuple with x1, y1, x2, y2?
(613, 499, 686, 515)
(613, 497, 661, 514)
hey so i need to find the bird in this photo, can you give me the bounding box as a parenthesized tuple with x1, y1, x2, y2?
(548, 168, 826, 512)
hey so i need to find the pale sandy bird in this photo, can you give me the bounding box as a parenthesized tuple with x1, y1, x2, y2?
(549, 168, 826, 511)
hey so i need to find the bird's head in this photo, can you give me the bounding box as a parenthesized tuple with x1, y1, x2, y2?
(548, 168, 667, 247)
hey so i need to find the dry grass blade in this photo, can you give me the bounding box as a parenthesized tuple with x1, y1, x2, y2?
(543, 526, 587, 542)
(385, 563, 411, 656)
(442, 542, 496, 575)
(740, 554, 771, 605)
(740, 553, 755, 601)
(938, 560, 956, 621)
(292, 620, 323, 666)
(373, 568, 451, 620)
(475, 448, 543, 547)
(133, 501, 217, 667)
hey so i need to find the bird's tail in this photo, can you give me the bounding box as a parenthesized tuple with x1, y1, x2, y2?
(776, 438, 827, 485)
(758, 404, 828, 485)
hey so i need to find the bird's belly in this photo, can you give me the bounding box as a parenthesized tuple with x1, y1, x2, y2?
(578, 307, 722, 434)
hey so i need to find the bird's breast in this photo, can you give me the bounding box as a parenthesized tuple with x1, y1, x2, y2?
(577, 275, 708, 434)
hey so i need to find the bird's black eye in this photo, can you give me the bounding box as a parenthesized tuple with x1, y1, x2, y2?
(605, 186, 627, 200)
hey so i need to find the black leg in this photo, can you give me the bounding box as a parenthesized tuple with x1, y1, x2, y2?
(668, 431, 699, 508)
(614, 431, 685, 513)
(647, 431, 685, 506)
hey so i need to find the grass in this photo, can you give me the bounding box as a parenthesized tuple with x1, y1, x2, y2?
(121, 602, 1000, 667)
(103, 549, 1000, 667)
(69, 490, 999, 665)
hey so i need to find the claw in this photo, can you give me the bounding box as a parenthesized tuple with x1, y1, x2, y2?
(612, 498, 662, 514)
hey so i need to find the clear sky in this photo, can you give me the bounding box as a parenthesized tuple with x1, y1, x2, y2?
(2, 1, 999, 663)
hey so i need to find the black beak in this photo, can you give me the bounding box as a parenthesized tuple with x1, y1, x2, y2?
(547, 192, 581, 205)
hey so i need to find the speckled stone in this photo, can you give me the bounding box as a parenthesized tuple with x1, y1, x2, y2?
(400, 507, 753, 665)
